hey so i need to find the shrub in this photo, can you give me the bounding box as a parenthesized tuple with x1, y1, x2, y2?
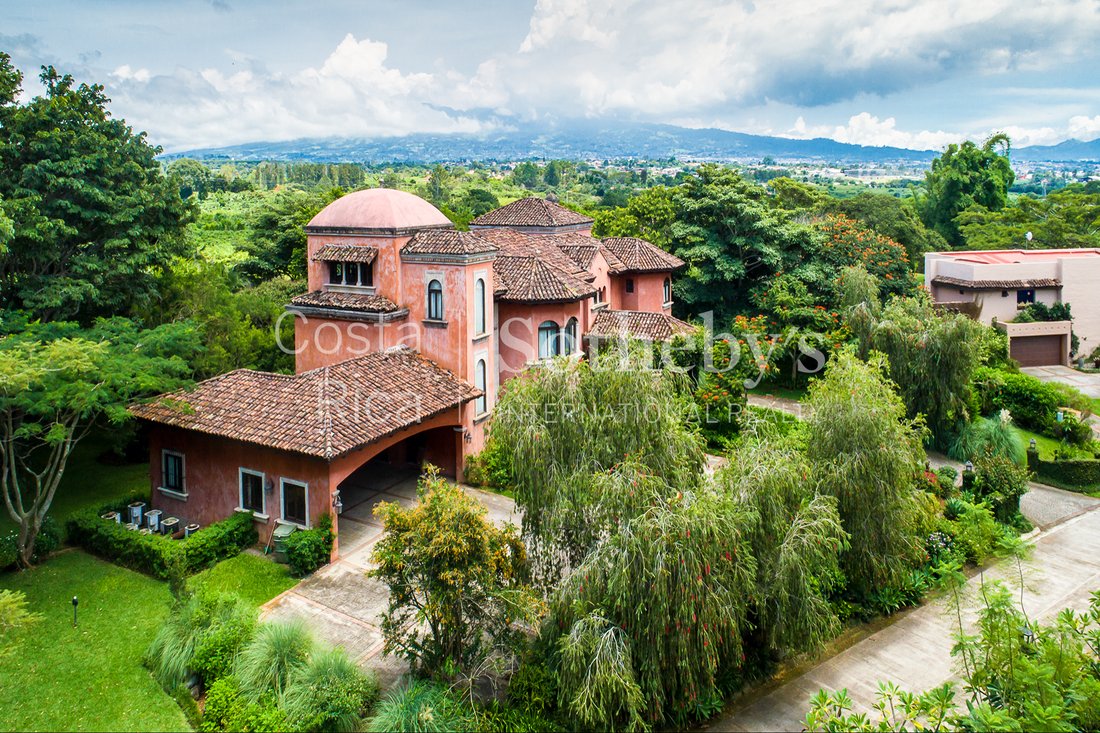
(0, 533, 17, 570)
(973, 367, 1061, 434)
(507, 660, 559, 717)
(943, 498, 967, 521)
(281, 648, 379, 733)
(0, 516, 60, 568)
(66, 508, 257, 579)
(366, 680, 478, 733)
(190, 600, 257, 684)
(463, 438, 513, 490)
(949, 502, 1002, 564)
(477, 700, 564, 733)
(925, 530, 956, 565)
(283, 515, 334, 577)
(1027, 451, 1100, 492)
(145, 592, 256, 689)
(1052, 413, 1093, 446)
(202, 675, 288, 733)
(948, 411, 1023, 464)
(972, 454, 1030, 524)
(235, 620, 314, 700)
(172, 685, 203, 730)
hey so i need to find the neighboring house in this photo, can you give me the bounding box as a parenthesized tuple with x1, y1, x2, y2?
(925, 248, 1100, 366)
(132, 190, 687, 554)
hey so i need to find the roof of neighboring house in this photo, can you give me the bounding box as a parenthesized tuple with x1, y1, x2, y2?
(931, 275, 1062, 290)
(401, 229, 498, 256)
(130, 348, 481, 460)
(312, 244, 378, 264)
(306, 188, 452, 233)
(470, 197, 594, 228)
(599, 237, 685, 273)
(289, 290, 403, 314)
(587, 309, 695, 341)
(930, 248, 1100, 265)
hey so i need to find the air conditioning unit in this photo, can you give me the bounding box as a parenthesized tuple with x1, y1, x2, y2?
(161, 517, 180, 536)
(145, 509, 162, 533)
(128, 501, 146, 525)
(100, 511, 119, 523)
(184, 523, 200, 538)
(124, 522, 139, 531)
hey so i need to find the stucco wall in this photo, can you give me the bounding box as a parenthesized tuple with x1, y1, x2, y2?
(1061, 258, 1100, 355)
(495, 300, 585, 384)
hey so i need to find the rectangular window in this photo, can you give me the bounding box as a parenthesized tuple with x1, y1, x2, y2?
(328, 261, 343, 284)
(282, 479, 308, 527)
(625, 278, 635, 293)
(239, 469, 265, 513)
(162, 452, 185, 492)
(359, 262, 373, 287)
(1017, 289, 1036, 305)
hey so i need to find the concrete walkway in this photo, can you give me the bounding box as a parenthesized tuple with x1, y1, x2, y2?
(1022, 365, 1100, 400)
(260, 477, 520, 688)
(709, 488, 1100, 732)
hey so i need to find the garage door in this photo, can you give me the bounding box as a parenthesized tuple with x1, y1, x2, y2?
(1011, 335, 1064, 367)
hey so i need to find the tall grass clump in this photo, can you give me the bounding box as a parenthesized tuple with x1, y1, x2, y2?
(366, 680, 477, 733)
(281, 648, 379, 732)
(949, 410, 1023, 464)
(235, 619, 314, 699)
(145, 592, 255, 689)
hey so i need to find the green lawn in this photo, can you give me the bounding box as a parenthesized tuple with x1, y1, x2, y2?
(0, 551, 189, 732)
(0, 436, 149, 538)
(188, 552, 296, 608)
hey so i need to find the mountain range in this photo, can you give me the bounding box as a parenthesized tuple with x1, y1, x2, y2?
(168, 120, 1100, 165)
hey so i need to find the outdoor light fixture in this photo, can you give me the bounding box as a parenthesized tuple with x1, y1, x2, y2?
(332, 490, 343, 515)
(453, 425, 473, 444)
(1020, 625, 1036, 646)
(964, 461, 974, 472)
(72, 596, 78, 627)
(1030, 438, 1037, 449)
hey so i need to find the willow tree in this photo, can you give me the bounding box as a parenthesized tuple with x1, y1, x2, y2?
(850, 291, 984, 446)
(550, 489, 757, 729)
(489, 357, 705, 582)
(806, 351, 927, 595)
(712, 424, 848, 655)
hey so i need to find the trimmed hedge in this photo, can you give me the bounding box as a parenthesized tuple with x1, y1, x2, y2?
(1028, 448, 1100, 492)
(66, 508, 258, 579)
(284, 515, 334, 577)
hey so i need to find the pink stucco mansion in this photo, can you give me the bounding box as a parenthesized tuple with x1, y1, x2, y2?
(132, 190, 688, 553)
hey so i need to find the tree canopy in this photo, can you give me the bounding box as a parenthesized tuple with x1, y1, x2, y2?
(916, 134, 1015, 246)
(0, 54, 194, 322)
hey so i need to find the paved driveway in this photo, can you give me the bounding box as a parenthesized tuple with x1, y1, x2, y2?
(709, 488, 1100, 732)
(261, 478, 520, 687)
(1022, 365, 1100, 399)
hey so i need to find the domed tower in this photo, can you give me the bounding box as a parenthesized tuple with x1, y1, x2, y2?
(288, 189, 453, 372)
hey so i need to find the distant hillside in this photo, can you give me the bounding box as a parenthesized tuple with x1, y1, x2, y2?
(167, 120, 938, 164)
(166, 120, 1100, 165)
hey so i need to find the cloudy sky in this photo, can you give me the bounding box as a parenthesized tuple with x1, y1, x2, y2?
(2, 0, 1099, 152)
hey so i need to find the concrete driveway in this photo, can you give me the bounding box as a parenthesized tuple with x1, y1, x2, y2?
(709, 486, 1100, 732)
(1022, 365, 1100, 399)
(260, 478, 520, 687)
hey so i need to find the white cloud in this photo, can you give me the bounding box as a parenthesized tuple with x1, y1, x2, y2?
(110, 64, 151, 83)
(1068, 115, 1100, 141)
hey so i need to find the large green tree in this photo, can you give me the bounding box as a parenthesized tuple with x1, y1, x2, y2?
(916, 134, 1015, 246)
(825, 191, 947, 265)
(956, 182, 1100, 250)
(240, 187, 337, 282)
(0, 317, 198, 566)
(805, 351, 927, 594)
(0, 55, 194, 322)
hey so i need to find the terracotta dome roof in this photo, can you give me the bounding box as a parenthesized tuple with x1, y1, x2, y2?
(306, 189, 452, 234)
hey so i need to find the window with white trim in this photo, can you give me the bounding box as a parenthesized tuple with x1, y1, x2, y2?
(663, 278, 672, 303)
(474, 278, 486, 335)
(564, 317, 578, 355)
(538, 320, 561, 359)
(281, 479, 309, 527)
(162, 451, 185, 493)
(239, 468, 265, 514)
(475, 359, 488, 415)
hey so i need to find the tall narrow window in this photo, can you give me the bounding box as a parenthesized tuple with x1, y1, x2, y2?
(626, 278, 635, 293)
(475, 359, 487, 415)
(663, 278, 672, 303)
(538, 320, 561, 359)
(565, 318, 578, 355)
(282, 479, 308, 527)
(162, 452, 185, 493)
(359, 262, 374, 287)
(474, 278, 486, 334)
(427, 279, 444, 320)
(328, 261, 343, 284)
(239, 469, 265, 513)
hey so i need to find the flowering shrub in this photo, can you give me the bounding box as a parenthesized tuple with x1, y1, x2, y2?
(816, 214, 912, 298)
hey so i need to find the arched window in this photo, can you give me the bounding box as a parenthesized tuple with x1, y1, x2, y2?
(474, 278, 486, 335)
(475, 359, 487, 415)
(663, 278, 672, 304)
(538, 320, 561, 359)
(426, 279, 444, 321)
(564, 317, 578, 354)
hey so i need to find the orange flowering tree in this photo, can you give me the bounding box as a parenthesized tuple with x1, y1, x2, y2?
(816, 214, 915, 300)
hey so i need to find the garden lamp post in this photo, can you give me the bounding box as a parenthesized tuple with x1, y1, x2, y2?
(1020, 625, 1036, 647)
(1030, 438, 1037, 449)
(72, 596, 78, 627)
(964, 460, 973, 473)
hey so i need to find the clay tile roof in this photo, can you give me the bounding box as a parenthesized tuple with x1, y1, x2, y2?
(932, 275, 1062, 290)
(289, 290, 402, 314)
(401, 229, 498, 256)
(130, 348, 480, 460)
(600, 237, 685, 273)
(470, 197, 594, 228)
(493, 255, 597, 303)
(312, 244, 378, 264)
(588, 309, 695, 342)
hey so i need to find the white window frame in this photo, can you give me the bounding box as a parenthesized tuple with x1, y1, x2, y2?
(159, 450, 187, 500)
(280, 478, 310, 529)
(663, 278, 672, 305)
(538, 320, 561, 359)
(474, 356, 488, 417)
(238, 468, 267, 517)
(474, 275, 487, 336)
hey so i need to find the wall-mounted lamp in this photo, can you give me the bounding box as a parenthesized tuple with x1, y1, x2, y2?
(264, 478, 275, 495)
(453, 426, 473, 444)
(332, 490, 343, 515)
